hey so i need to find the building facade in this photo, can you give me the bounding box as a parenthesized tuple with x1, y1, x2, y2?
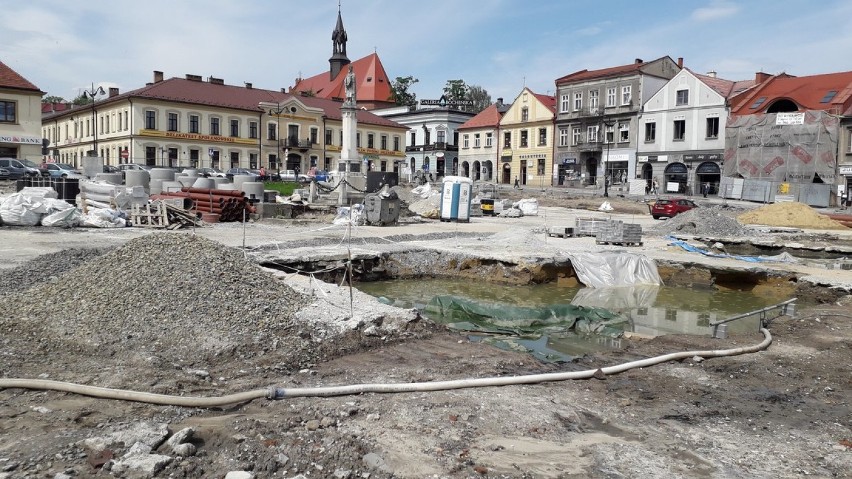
(554, 57, 680, 189)
(639, 69, 753, 195)
(0, 60, 44, 162)
(42, 72, 407, 174)
(457, 99, 510, 184)
(498, 88, 556, 187)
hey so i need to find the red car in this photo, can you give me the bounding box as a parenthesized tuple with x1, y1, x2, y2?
(650, 197, 698, 219)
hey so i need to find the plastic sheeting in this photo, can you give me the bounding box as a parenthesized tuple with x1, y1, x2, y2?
(424, 295, 629, 338)
(565, 252, 662, 288)
(666, 237, 799, 263)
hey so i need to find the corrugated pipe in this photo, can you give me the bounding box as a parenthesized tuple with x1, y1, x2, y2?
(0, 329, 772, 407)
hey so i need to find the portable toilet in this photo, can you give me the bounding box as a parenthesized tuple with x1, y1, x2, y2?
(440, 176, 473, 222)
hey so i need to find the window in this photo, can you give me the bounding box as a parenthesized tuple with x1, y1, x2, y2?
(573, 92, 582, 111)
(589, 90, 599, 111)
(437, 130, 446, 143)
(409, 131, 416, 146)
(537, 158, 545, 175)
(676, 89, 689, 106)
(210, 118, 220, 136)
(380, 134, 387, 150)
(673, 120, 686, 141)
(572, 127, 581, 145)
(249, 121, 258, 139)
(230, 119, 239, 137)
(367, 133, 375, 149)
(0, 100, 16, 122)
(504, 131, 511, 148)
(560, 94, 570, 112)
(356, 132, 361, 148)
(587, 125, 599, 143)
(167, 112, 178, 131)
(606, 87, 616, 107)
(749, 97, 767, 110)
(145, 110, 156, 129)
(619, 123, 629, 142)
(559, 128, 569, 146)
(326, 128, 333, 145)
(474, 133, 481, 148)
(645, 122, 656, 142)
(267, 123, 277, 140)
(485, 132, 493, 147)
(848, 129, 852, 152)
(604, 124, 614, 144)
(706, 117, 720, 139)
(820, 91, 837, 103)
(463, 134, 469, 148)
(520, 130, 528, 147)
(538, 128, 547, 146)
(521, 107, 529, 122)
(621, 85, 632, 105)
(189, 115, 199, 133)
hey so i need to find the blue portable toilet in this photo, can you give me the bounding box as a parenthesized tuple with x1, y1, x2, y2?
(440, 176, 473, 222)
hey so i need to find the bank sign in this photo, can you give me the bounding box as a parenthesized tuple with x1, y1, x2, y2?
(0, 135, 42, 145)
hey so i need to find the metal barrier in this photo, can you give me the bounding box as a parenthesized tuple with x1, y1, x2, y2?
(709, 298, 797, 339)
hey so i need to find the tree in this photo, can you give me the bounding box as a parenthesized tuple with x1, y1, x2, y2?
(42, 95, 66, 104)
(442, 80, 467, 104)
(72, 94, 92, 106)
(390, 76, 418, 106)
(465, 85, 492, 114)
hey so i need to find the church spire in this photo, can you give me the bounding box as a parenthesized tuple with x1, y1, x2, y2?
(329, 4, 351, 81)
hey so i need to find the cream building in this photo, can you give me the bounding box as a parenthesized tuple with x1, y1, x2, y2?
(0, 60, 44, 162)
(42, 71, 406, 174)
(498, 88, 556, 187)
(457, 98, 510, 183)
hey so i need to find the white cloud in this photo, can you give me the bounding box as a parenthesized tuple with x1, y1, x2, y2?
(691, 1, 741, 22)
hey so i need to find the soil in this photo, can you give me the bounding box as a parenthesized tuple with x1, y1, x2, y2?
(1, 187, 851, 478)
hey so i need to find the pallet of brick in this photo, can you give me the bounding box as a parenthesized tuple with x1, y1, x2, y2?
(547, 226, 575, 238)
(595, 220, 643, 246)
(575, 217, 608, 237)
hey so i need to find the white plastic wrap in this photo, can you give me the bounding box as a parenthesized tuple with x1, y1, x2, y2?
(0, 194, 42, 226)
(332, 204, 365, 226)
(565, 251, 662, 288)
(514, 198, 539, 216)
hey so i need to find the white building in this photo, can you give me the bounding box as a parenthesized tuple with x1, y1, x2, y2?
(0, 60, 44, 162)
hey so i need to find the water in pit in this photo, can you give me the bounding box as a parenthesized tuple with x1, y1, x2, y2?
(356, 278, 789, 362)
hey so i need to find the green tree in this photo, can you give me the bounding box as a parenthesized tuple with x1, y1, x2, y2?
(72, 94, 92, 106)
(390, 76, 418, 106)
(442, 79, 467, 104)
(41, 95, 66, 104)
(465, 84, 492, 114)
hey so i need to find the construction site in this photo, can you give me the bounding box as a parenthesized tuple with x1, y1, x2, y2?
(1, 174, 851, 478)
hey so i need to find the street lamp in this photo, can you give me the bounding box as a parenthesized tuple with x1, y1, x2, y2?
(602, 119, 614, 198)
(266, 103, 286, 175)
(160, 146, 166, 167)
(83, 83, 105, 157)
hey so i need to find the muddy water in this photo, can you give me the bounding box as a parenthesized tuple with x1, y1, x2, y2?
(356, 278, 791, 361)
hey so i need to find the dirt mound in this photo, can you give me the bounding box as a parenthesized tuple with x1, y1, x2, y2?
(737, 202, 848, 230)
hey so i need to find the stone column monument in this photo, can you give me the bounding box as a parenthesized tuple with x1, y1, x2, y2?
(337, 64, 362, 205)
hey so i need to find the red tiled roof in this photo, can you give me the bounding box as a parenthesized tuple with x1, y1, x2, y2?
(41, 102, 73, 114)
(290, 53, 394, 107)
(0, 60, 42, 92)
(533, 92, 556, 113)
(556, 60, 646, 85)
(690, 70, 755, 99)
(458, 103, 504, 130)
(729, 70, 852, 115)
(42, 76, 407, 130)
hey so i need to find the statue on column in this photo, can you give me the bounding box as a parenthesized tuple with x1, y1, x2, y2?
(344, 65, 356, 107)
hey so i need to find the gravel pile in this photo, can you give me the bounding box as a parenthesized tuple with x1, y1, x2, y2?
(650, 205, 750, 237)
(0, 246, 108, 293)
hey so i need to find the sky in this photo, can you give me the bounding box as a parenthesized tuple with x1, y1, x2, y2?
(3, 0, 852, 106)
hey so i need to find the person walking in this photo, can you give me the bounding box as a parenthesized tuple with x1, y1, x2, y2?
(651, 178, 659, 195)
(514, 177, 520, 189)
(702, 182, 709, 198)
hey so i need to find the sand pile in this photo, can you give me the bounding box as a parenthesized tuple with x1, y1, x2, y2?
(737, 202, 848, 230)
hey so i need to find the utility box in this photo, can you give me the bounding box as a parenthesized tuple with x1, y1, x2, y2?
(366, 172, 399, 193)
(364, 191, 400, 225)
(440, 176, 473, 222)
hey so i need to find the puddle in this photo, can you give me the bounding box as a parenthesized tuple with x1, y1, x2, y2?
(356, 278, 789, 361)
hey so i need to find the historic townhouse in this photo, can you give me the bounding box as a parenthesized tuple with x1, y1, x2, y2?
(0, 60, 44, 161)
(638, 68, 753, 195)
(41, 72, 406, 174)
(457, 98, 510, 184)
(497, 88, 556, 187)
(554, 57, 680, 189)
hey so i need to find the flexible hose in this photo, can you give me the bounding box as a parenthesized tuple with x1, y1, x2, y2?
(0, 328, 771, 406)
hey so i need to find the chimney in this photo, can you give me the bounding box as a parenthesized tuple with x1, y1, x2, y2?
(208, 77, 224, 85)
(281, 88, 287, 93)
(755, 71, 770, 84)
(706, 71, 717, 78)
(186, 74, 202, 81)
(108, 87, 119, 97)
(153, 70, 164, 83)
(677, 57, 683, 68)
(245, 82, 252, 89)
(635, 58, 643, 64)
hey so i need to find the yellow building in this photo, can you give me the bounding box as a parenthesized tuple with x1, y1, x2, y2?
(1, 60, 44, 162)
(42, 71, 406, 174)
(498, 88, 556, 187)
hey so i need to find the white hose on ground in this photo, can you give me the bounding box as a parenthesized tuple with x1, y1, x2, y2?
(0, 328, 772, 407)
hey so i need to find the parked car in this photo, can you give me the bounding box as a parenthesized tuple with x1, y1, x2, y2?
(0, 167, 9, 180)
(310, 170, 330, 182)
(117, 163, 152, 178)
(225, 168, 261, 180)
(198, 167, 226, 178)
(279, 169, 311, 183)
(103, 165, 120, 173)
(650, 197, 698, 219)
(0, 158, 44, 179)
(44, 163, 84, 179)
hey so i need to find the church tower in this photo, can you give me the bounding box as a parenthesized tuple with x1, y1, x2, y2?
(329, 7, 350, 81)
